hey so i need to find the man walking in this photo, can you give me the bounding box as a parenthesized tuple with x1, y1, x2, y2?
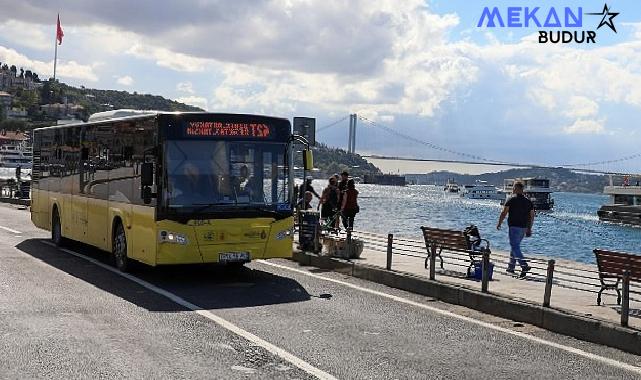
(496, 182, 534, 278)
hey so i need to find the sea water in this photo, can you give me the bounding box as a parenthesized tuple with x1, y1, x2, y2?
(313, 183, 641, 265)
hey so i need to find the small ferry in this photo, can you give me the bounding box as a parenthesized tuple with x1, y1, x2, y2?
(444, 179, 460, 193)
(597, 176, 641, 226)
(0, 130, 32, 169)
(460, 180, 504, 200)
(502, 177, 554, 210)
(0, 141, 32, 169)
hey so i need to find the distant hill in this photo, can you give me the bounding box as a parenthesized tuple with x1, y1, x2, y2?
(295, 143, 382, 179)
(57, 82, 204, 117)
(31, 80, 203, 125)
(406, 167, 610, 193)
(0, 65, 202, 130)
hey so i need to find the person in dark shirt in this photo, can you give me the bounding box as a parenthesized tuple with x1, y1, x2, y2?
(299, 178, 320, 201)
(496, 182, 535, 277)
(319, 176, 340, 225)
(340, 179, 359, 230)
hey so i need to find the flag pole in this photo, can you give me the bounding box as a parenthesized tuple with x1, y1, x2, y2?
(53, 13, 59, 81)
(53, 32, 58, 81)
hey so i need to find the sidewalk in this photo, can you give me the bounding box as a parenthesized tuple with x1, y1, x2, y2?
(322, 231, 641, 331)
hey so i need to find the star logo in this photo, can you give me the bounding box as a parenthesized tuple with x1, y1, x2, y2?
(586, 3, 619, 33)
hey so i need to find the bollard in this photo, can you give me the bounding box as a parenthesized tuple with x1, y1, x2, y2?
(481, 250, 491, 293)
(386, 234, 393, 271)
(543, 259, 555, 307)
(621, 270, 630, 327)
(346, 229, 352, 258)
(429, 243, 437, 280)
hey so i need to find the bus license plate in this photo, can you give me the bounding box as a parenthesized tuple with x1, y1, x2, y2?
(219, 252, 250, 263)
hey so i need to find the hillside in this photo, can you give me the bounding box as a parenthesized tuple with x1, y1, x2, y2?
(0, 62, 202, 130)
(296, 143, 382, 179)
(405, 167, 610, 193)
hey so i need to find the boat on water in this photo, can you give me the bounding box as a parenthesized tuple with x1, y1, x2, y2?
(444, 179, 459, 193)
(502, 177, 554, 210)
(0, 139, 32, 169)
(460, 180, 504, 200)
(597, 176, 641, 226)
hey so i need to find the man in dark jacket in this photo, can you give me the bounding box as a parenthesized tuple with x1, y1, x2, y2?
(496, 182, 535, 278)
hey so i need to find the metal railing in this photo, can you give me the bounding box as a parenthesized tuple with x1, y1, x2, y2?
(349, 229, 640, 327)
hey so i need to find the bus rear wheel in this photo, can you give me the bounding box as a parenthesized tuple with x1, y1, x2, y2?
(52, 209, 65, 247)
(112, 223, 130, 272)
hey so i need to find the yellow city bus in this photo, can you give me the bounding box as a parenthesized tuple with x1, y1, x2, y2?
(31, 111, 301, 271)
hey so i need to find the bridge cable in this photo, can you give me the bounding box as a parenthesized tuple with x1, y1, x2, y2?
(316, 115, 350, 134)
(357, 116, 638, 174)
(358, 116, 509, 164)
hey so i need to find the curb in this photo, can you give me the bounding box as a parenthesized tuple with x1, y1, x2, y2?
(292, 251, 641, 356)
(0, 198, 30, 206)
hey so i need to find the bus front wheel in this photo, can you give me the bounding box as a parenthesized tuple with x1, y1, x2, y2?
(112, 223, 130, 272)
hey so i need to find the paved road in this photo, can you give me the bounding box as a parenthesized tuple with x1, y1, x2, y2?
(1, 203, 641, 379)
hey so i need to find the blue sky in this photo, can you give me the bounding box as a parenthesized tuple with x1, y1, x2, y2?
(0, 1, 640, 173)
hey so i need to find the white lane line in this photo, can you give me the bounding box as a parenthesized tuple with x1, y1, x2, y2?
(39, 241, 336, 380)
(256, 260, 641, 375)
(0, 225, 22, 234)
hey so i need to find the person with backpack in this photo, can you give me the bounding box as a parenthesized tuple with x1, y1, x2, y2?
(319, 176, 340, 227)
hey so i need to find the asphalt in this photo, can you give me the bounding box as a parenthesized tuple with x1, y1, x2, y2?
(1, 203, 641, 379)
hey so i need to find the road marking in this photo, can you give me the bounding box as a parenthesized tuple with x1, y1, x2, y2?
(0, 225, 22, 234)
(39, 241, 336, 380)
(257, 260, 641, 375)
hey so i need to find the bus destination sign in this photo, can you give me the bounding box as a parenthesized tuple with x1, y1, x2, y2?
(185, 121, 271, 139)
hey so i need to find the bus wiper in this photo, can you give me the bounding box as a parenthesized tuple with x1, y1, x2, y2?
(192, 202, 230, 213)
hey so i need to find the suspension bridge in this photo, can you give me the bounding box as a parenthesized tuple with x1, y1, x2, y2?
(314, 114, 639, 177)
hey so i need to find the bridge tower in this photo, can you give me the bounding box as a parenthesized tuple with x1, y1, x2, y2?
(348, 113, 357, 153)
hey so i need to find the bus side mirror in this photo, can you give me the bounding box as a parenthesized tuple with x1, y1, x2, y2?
(141, 162, 154, 186)
(303, 150, 314, 171)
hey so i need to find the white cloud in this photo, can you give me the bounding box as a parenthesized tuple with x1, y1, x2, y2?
(116, 75, 133, 86)
(176, 96, 208, 110)
(126, 44, 209, 73)
(0, 45, 99, 82)
(564, 119, 605, 135)
(0, 20, 50, 50)
(176, 81, 194, 94)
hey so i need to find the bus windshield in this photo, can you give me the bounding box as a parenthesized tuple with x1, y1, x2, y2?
(164, 140, 289, 210)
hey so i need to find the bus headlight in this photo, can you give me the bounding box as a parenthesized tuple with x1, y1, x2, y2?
(275, 228, 293, 240)
(159, 230, 188, 245)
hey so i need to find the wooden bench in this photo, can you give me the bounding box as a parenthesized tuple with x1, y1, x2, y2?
(421, 226, 491, 277)
(593, 249, 641, 305)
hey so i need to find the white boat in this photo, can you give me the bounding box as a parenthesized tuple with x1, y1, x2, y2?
(597, 175, 641, 226)
(0, 141, 32, 169)
(460, 180, 504, 200)
(502, 177, 554, 210)
(444, 179, 459, 193)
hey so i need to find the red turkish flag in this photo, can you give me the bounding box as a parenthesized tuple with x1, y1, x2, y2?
(56, 14, 64, 45)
